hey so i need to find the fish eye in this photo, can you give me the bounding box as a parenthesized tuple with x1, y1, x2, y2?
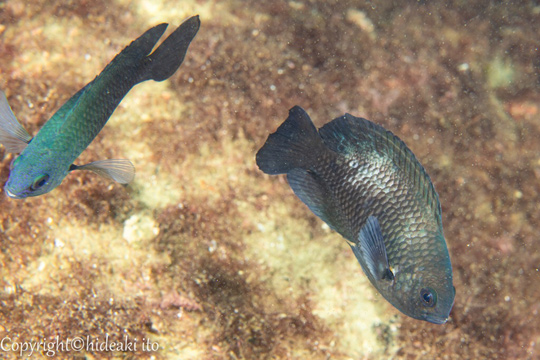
(420, 287, 437, 307)
(31, 174, 50, 191)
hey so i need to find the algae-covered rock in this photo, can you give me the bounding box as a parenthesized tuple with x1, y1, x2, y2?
(0, 0, 539, 359)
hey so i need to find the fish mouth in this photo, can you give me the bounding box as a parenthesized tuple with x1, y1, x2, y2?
(5, 188, 22, 199)
(424, 314, 449, 325)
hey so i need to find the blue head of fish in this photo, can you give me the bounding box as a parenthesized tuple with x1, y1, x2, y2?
(5, 150, 69, 199)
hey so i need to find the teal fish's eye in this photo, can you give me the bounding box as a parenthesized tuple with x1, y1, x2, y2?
(31, 174, 50, 191)
(420, 287, 437, 307)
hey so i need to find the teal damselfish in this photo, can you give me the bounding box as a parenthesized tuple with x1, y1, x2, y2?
(256, 106, 455, 324)
(0, 16, 200, 199)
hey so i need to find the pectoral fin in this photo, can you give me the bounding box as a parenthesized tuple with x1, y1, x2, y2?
(350, 216, 394, 282)
(0, 90, 32, 153)
(71, 159, 135, 184)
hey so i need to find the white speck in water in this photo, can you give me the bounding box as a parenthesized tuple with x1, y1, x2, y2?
(46, 217, 53, 225)
(458, 63, 470, 72)
(505, 296, 510, 302)
(208, 239, 217, 253)
(85, 53, 91, 61)
(38, 261, 45, 271)
(270, 84, 276, 91)
(54, 238, 65, 248)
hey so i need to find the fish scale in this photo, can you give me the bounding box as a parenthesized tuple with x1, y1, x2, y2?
(256, 105, 455, 324)
(322, 154, 432, 270)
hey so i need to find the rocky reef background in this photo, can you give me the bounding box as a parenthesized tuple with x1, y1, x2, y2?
(0, 0, 539, 359)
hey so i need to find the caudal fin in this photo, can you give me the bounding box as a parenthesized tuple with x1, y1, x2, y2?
(142, 15, 200, 82)
(256, 106, 323, 175)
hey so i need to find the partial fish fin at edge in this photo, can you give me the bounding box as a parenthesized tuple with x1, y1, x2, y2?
(0, 90, 32, 153)
(71, 159, 135, 184)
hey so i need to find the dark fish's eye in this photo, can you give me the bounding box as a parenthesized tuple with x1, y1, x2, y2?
(420, 287, 437, 307)
(31, 174, 50, 191)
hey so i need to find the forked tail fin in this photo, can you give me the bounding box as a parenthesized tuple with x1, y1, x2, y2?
(256, 106, 323, 175)
(142, 15, 200, 82)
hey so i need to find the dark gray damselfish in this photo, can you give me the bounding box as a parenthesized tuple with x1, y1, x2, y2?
(0, 16, 200, 199)
(256, 106, 455, 324)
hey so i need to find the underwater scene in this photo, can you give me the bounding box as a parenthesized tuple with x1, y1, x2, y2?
(0, 0, 539, 359)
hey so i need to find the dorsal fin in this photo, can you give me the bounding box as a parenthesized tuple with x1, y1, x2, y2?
(319, 114, 442, 227)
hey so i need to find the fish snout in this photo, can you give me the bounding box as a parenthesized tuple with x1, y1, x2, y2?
(424, 313, 449, 324)
(5, 186, 22, 199)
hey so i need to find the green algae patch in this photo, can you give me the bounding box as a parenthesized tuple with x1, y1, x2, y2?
(244, 198, 398, 357)
(487, 56, 516, 89)
(18, 217, 166, 299)
(104, 82, 190, 208)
